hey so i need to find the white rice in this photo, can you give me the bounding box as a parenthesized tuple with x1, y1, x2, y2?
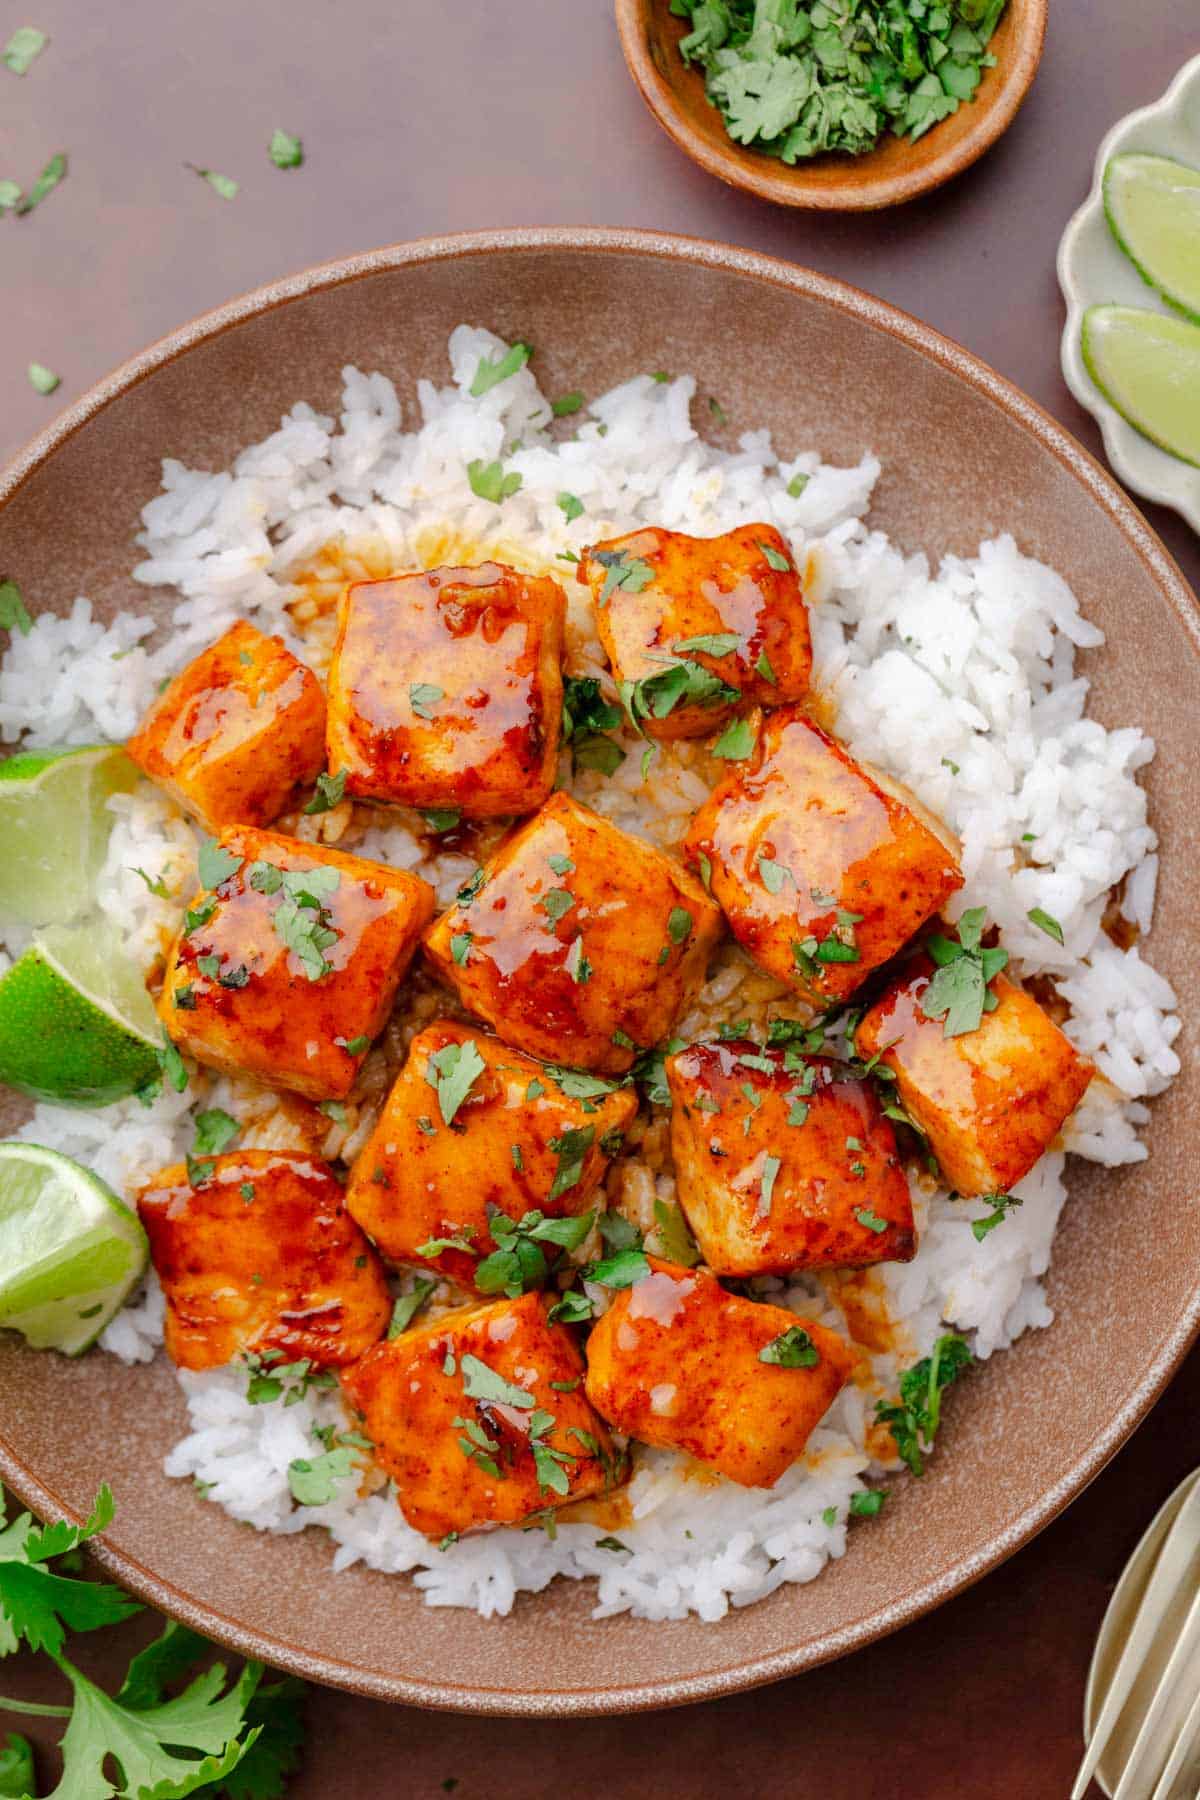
(0, 326, 1181, 1623)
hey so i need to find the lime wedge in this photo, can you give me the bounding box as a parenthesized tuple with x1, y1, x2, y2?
(0, 1141, 148, 1354)
(0, 744, 139, 928)
(0, 919, 160, 1105)
(1081, 305, 1200, 469)
(1104, 152, 1200, 322)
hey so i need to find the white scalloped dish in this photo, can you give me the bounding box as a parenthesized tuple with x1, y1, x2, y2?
(1058, 54, 1200, 535)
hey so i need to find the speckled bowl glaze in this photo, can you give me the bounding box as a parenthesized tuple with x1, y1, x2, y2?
(0, 229, 1197, 1717)
(615, 0, 1047, 211)
(1058, 54, 1200, 535)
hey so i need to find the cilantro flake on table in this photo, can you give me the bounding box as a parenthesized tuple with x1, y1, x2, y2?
(672, 0, 1008, 163)
(27, 360, 59, 394)
(13, 149, 65, 214)
(3, 26, 47, 74)
(188, 163, 239, 200)
(268, 128, 304, 169)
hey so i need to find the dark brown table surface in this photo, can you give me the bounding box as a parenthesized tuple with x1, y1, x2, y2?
(3, 3, 1198, 1794)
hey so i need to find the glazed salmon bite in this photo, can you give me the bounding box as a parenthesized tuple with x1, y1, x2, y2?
(342, 1292, 621, 1539)
(344, 1021, 636, 1289)
(666, 1040, 916, 1275)
(127, 620, 326, 832)
(855, 961, 1095, 1199)
(326, 562, 566, 817)
(584, 1259, 855, 1489)
(158, 825, 434, 1100)
(684, 706, 963, 1005)
(423, 791, 723, 1074)
(137, 1150, 391, 1372)
(577, 523, 812, 740)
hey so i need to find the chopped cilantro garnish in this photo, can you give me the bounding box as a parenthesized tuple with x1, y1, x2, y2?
(425, 1038, 486, 1126)
(757, 1152, 782, 1215)
(460, 1353, 535, 1409)
(303, 767, 346, 813)
(409, 682, 444, 720)
(755, 647, 777, 684)
(539, 885, 576, 926)
(28, 361, 59, 394)
(0, 579, 33, 636)
(551, 390, 584, 416)
(467, 457, 522, 503)
(592, 548, 654, 607)
(131, 865, 170, 898)
(475, 1208, 595, 1298)
(422, 807, 461, 832)
(388, 1279, 436, 1337)
(14, 150, 65, 214)
(585, 1245, 649, 1288)
(787, 470, 810, 497)
(711, 715, 756, 760)
(189, 163, 238, 200)
(971, 1190, 1023, 1241)
(674, 631, 742, 657)
(269, 127, 304, 168)
(758, 539, 791, 571)
(451, 932, 473, 966)
(620, 658, 739, 729)
(548, 1125, 595, 1200)
(850, 1488, 885, 1518)
(874, 1334, 972, 1475)
(197, 835, 241, 889)
(557, 491, 584, 522)
(919, 907, 1008, 1037)
(854, 1206, 887, 1234)
(667, 905, 693, 944)
(757, 854, 791, 894)
(1027, 906, 1064, 945)
(758, 1325, 819, 1368)
(3, 26, 46, 73)
(650, 1197, 700, 1267)
(288, 1444, 354, 1505)
(470, 341, 532, 397)
(561, 673, 626, 777)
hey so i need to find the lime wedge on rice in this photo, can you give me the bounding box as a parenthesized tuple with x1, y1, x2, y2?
(0, 743, 139, 927)
(0, 1141, 147, 1354)
(1104, 152, 1200, 321)
(0, 919, 160, 1105)
(1081, 305, 1200, 469)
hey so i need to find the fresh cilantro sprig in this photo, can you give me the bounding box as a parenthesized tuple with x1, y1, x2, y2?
(475, 1208, 595, 1298)
(0, 1487, 305, 1796)
(874, 1333, 973, 1476)
(919, 907, 1008, 1037)
(619, 658, 740, 731)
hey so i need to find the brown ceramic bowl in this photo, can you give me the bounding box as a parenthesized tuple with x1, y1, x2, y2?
(615, 0, 1047, 210)
(0, 228, 1197, 1716)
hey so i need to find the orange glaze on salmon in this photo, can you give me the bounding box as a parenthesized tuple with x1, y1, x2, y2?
(158, 825, 434, 1101)
(137, 1150, 390, 1371)
(326, 562, 566, 817)
(127, 621, 326, 832)
(684, 706, 963, 1004)
(423, 792, 723, 1074)
(584, 1258, 855, 1488)
(666, 1040, 915, 1274)
(577, 524, 812, 739)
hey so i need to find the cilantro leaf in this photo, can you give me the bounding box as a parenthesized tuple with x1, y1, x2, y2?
(561, 674, 625, 777)
(548, 1125, 595, 1200)
(268, 128, 303, 169)
(920, 911, 1009, 1037)
(557, 491, 584, 522)
(459, 1353, 535, 1409)
(874, 1333, 973, 1476)
(14, 150, 65, 214)
(28, 362, 59, 395)
(649, 1198, 700, 1267)
(425, 1038, 486, 1126)
(620, 659, 739, 728)
(758, 1325, 820, 1367)
(197, 836, 241, 890)
(470, 341, 532, 397)
(0, 1734, 33, 1797)
(674, 632, 741, 657)
(552, 390, 584, 416)
(409, 682, 443, 720)
(971, 1190, 1023, 1241)
(303, 768, 346, 814)
(591, 549, 654, 607)
(189, 164, 239, 200)
(585, 1246, 649, 1288)
(1027, 906, 1064, 945)
(288, 1446, 355, 1505)
(467, 458, 522, 503)
(3, 27, 47, 74)
(0, 581, 32, 637)
(711, 715, 756, 760)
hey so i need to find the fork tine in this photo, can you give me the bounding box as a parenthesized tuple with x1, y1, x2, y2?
(1072, 1481, 1200, 1800)
(1149, 1681, 1200, 1800)
(1112, 1587, 1200, 1800)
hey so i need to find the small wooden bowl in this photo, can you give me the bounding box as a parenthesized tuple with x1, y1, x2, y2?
(615, 0, 1047, 211)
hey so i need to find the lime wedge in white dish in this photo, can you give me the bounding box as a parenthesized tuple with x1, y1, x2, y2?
(1082, 305, 1200, 469)
(1104, 152, 1200, 321)
(0, 1141, 148, 1354)
(0, 743, 139, 927)
(0, 919, 160, 1105)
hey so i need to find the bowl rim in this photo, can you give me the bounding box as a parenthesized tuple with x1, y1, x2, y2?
(1, 225, 1198, 1716)
(613, 0, 1048, 212)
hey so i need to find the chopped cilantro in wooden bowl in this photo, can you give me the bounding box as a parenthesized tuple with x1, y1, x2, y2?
(615, 0, 1046, 209)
